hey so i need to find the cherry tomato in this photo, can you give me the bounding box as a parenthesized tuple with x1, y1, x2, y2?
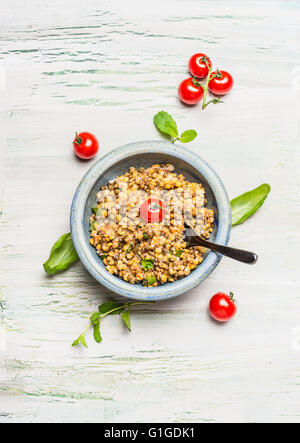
(209, 292, 237, 322)
(208, 70, 233, 95)
(178, 78, 204, 105)
(188, 53, 212, 78)
(73, 132, 99, 160)
(140, 198, 166, 223)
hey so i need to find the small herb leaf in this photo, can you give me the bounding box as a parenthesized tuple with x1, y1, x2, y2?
(93, 321, 102, 343)
(43, 233, 78, 275)
(93, 207, 104, 216)
(98, 301, 124, 315)
(179, 130, 197, 143)
(153, 111, 178, 139)
(142, 258, 154, 271)
(175, 250, 184, 257)
(121, 311, 131, 331)
(143, 233, 150, 240)
(90, 312, 101, 324)
(89, 221, 96, 232)
(80, 334, 88, 348)
(231, 183, 271, 226)
(147, 276, 157, 286)
(72, 336, 81, 347)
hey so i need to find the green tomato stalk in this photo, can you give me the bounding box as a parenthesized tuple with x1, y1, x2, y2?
(193, 57, 223, 110)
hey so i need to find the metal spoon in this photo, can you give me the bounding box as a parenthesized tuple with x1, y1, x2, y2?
(183, 225, 258, 264)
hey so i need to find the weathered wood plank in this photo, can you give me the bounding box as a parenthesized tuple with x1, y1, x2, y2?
(0, 0, 300, 423)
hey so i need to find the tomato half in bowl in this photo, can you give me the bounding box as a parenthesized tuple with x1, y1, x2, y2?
(140, 198, 166, 223)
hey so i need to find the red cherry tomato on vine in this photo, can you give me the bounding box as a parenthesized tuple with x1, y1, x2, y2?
(208, 70, 233, 96)
(178, 78, 204, 105)
(140, 198, 166, 223)
(188, 53, 212, 78)
(73, 132, 99, 160)
(209, 292, 237, 322)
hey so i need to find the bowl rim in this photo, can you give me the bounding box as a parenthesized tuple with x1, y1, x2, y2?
(70, 140, 232, 301)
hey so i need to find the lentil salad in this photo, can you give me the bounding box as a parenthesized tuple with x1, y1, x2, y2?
(89, 164, 214, 286)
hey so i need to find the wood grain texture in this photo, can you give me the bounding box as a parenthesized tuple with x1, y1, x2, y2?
(1, 0, 300, 423)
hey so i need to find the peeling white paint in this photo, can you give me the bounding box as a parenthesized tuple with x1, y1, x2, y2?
(0, 0, 300, 424)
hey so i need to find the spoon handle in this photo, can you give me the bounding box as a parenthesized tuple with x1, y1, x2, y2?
(187, 237, 258, 264)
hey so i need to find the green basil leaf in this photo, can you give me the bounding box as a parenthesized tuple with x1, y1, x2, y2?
(43, 233, 78, 275)
(179, 130, 197, 143)
(231, 183, 271, 226)
(99, 254, 107, 260)
(143, 233, 150, 240)
(93, 321, 102, 343)
(153, 111, 178, 139)
(147, 276, 157, 286)
(121, 311, 131, 331)
(141, 258, 154, 271)
(98, 301, 124, 315)
(175, 250, 183, 257)
(93, 207, 104, 216)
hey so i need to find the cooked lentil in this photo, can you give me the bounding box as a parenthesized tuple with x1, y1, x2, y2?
(89, 164, 214, 286)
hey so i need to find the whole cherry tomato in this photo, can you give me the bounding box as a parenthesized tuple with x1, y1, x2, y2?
(178, 78, 204, 105)
(188, 53, 212, 78)
(140, 198, 166, 223)
(73, 132, 99, 160)
(208, 70, 233, 95)
(209, 292, 237, 322)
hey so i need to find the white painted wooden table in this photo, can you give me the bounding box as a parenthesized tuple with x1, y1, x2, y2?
(1, 0, 300, 423)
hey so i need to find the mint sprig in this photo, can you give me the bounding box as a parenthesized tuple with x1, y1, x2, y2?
(72, 301, 154, 348)
(153, 111, 197, 144)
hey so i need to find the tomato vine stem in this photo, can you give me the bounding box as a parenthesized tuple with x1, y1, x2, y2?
(74, 132, 83, 145)
(201, 60, 221, 110)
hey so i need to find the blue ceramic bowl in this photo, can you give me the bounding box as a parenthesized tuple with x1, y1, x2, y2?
(70, 140, 231, 301)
